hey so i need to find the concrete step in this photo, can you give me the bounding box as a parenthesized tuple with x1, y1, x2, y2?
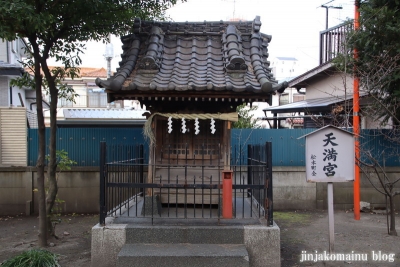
(125, 225, 244, 244)
(117, 243, 249, 267)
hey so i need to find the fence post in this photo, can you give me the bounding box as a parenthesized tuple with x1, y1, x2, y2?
(222, 170, 233, 219)
(99, 141, 107, 225)
(247, 144, 252, 197)
(266, 142, 273, 226)
(139, 144, 144, 194)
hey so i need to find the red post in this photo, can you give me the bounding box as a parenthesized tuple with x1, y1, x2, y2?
(353, 0, 361, 220)
(222, 170, 233, 219)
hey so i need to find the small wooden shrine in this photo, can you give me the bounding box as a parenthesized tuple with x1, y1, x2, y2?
(96, 16, 287, 205)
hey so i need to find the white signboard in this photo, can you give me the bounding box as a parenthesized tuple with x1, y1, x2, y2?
(301, 126, 354, 183)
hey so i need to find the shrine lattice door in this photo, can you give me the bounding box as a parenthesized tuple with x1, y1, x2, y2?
(160, 118, 223, 160)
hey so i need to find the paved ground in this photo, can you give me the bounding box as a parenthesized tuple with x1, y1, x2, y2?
(0, 210, 399, 266)
(275, 210, 400, 267)
(0, 214, 97, 267)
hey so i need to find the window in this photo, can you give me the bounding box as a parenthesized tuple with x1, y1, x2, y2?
(293, 94, 305, 103)
(58, 98, 74, 107)
(88, 88, 107, 107)
(280, 94, 289, 105)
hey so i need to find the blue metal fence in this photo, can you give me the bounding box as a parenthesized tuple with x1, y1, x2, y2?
(28, 128, 148, 166)
(358, 129, 400, 166)
(230, 128, 315, 166)
(27, 128, 400, 167)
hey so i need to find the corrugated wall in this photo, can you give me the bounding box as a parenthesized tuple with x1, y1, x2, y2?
(27, 128, 400, 167)
(358, 129, 400, 166)
(0, 107, 27, 166)
(231, 128, 315, 166)
(28, 128, 148, 166)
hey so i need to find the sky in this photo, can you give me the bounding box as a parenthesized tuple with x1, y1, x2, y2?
(49, 0, 355, 73)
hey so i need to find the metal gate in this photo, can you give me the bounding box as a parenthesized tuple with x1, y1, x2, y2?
(99, 142, 273, 226)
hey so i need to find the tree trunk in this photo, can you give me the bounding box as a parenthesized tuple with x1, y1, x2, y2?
(389, 195, 397, 236)
(42, 63, 59, 238)
(33, 56, 47, 247)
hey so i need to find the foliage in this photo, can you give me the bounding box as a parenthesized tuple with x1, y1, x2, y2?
(0, 0, 179, 41)
(1, 249, 60, 267)
(0, 0, 181, 247)
(232, 104, 261, 129)
(46, 150, 77, 173)
(335, 0, 400, 125)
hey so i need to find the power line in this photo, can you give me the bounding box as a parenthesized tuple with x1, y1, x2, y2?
(320, 0, 343, 29)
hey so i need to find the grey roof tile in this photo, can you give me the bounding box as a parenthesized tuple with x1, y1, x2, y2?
(96, 16, 287, 104)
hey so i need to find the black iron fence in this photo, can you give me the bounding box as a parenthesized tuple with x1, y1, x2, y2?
(247, 143, 273, 225)
(99, 142, 273, 226)
(99, 143, 145, 225)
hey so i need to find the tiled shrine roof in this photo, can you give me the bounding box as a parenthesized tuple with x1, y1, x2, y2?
(96, 16, 287, 102)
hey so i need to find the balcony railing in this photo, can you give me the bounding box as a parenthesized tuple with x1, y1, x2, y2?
(319, 22, 353, 65)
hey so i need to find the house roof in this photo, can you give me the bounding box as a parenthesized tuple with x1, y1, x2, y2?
(79, 67, 108, 78)
(96, 16, 287, 108)
(0, 61, 25, 76)
(59, 108, 147, 127)
(25, 67, 108, 78)
(288, 62, 335, 89)
(63, 108, 146, 120)
(263, 95, 355, 114)
(276, 57, 297, 61)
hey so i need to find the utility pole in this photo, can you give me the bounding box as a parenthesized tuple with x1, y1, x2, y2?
(353, 0, 361, 221)
(104, 34, 114, 79)
(321, 0, 343, 29)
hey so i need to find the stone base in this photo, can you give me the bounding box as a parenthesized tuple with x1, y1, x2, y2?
(141, 195, 161, 216)
(91, 221, 281, 267)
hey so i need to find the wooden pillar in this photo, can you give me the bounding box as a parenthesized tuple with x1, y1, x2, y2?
(146, 116, 157, 196)
(223, 120, 231, 169)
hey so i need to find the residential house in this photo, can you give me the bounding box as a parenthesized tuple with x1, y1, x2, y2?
(0, 38, 30, 107)
(262, 22, 375, 129)
(270, 56, 300, 82)
(43, 67, 144, 127)
(0, 38, 32, 166)
(251, 56, 305, 128)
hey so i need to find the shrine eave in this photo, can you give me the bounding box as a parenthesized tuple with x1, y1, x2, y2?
(106, 90, 273, 104)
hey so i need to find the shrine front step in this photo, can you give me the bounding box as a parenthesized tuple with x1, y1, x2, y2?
(117, 225, 249, 267)
(117, 243, 249, 267)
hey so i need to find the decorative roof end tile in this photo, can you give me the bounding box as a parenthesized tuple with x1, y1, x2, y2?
(253, 16, 262, 33)
(133, 18, 141, 33)
(223, 24, 247, 73)
(138, 26, 163, 71)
